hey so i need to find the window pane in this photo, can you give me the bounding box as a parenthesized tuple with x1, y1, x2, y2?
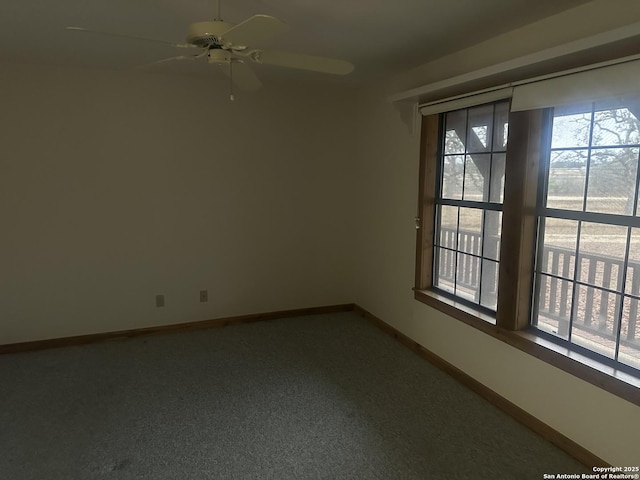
(619, 296, 640, 370)
(551, 107, 591, 148)
(546, 150, 587, 210)
(489, 153, 506, 203)
(483, 211, 502, 261)
(493, 101, 509, 151)
(437, 205, 459, 249)
(578, 222, 627, 290)
(592, 106, 640, 147)
(471, 126, 489, 150)
(467, 104, 494, 153)
(434, 101, 509, 317)
(534, 274, 572, 340)
(435, 247, 456, 294)
(456, 252, 480, 303)
(626, 228, 640, 296)
(572, 285, 620, 359)
(444, 110, 466, 154)
(539, 218, 578, 279)
(480, 259, 499, 310)
(463, 154, 489, 201)
(586, 147, 639, 215)
(441, 155, 464, 199)
(458, 207, 483, 256)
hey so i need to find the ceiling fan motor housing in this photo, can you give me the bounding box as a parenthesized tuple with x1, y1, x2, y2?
(186, 21, 232, 48)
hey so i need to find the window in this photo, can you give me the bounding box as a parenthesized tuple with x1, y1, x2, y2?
(414, 58, 640, 404)
(433, 102, 509, 312)
(532, 98, 640, 372)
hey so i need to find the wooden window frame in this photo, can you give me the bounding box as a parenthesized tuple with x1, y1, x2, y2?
(414, 109, 640, 406)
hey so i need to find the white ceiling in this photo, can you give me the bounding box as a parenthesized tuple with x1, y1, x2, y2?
(0, 0, 590, 83)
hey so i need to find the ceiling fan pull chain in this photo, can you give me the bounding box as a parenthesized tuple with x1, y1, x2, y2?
(229, 61, 235, 101)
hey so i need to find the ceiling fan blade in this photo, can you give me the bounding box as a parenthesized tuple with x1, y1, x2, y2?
(138, 51, 207, 68)
(140, 56, 189, 68)
(220, 61, 262, 91)
(252, 50, 354, 75)
(220, 15, 288, 48)
(66, 27, 196, 49)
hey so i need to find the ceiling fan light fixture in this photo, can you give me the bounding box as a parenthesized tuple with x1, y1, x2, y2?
(207, 49, 231, 64)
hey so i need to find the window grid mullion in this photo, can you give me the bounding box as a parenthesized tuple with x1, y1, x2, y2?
(581, 103, 596, 213)
(477, 105, 499, 307)
(433, 114, 446, 291)
(454, 207, 461, 297)
(567, 222, 583, 344)
(477, 210, 486, 306)
(550, 143, 640, 152)
(437, 245, 489, 262)
(488, 103, 497, 202)
(434, 206, 441, 290)
(454, 108, 472, 297)
(536, 270, 629, 297)
(541, 208, 640, 228)
(532, 224, 546, 329)
(632, 147, 640, 217)
(438, 198, 503, 211)
(614, 227, 633, 361)
(566, 104, 595, 344)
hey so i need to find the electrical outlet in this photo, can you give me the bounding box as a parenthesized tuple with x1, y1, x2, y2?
(155, 294, 165, 307)
(200, 290, 208, 302)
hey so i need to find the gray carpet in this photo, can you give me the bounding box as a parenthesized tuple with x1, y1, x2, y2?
(0, 312, 589, 479)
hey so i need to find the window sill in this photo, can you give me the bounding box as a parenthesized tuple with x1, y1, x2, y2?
(414, 289, 640, 406)
(414, 288, 497, 331)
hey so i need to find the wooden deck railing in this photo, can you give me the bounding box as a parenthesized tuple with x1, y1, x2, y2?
(437, 227, 640, 347)
(538, 245, 640, 345)
(437, 228, 498, 305)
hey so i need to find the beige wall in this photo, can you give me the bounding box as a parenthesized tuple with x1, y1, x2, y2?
(0, 63, 356, 344)
(351, 1, 640, 465)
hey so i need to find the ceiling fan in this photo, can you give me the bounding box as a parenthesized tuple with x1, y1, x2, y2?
(66, 1, 354, 99)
